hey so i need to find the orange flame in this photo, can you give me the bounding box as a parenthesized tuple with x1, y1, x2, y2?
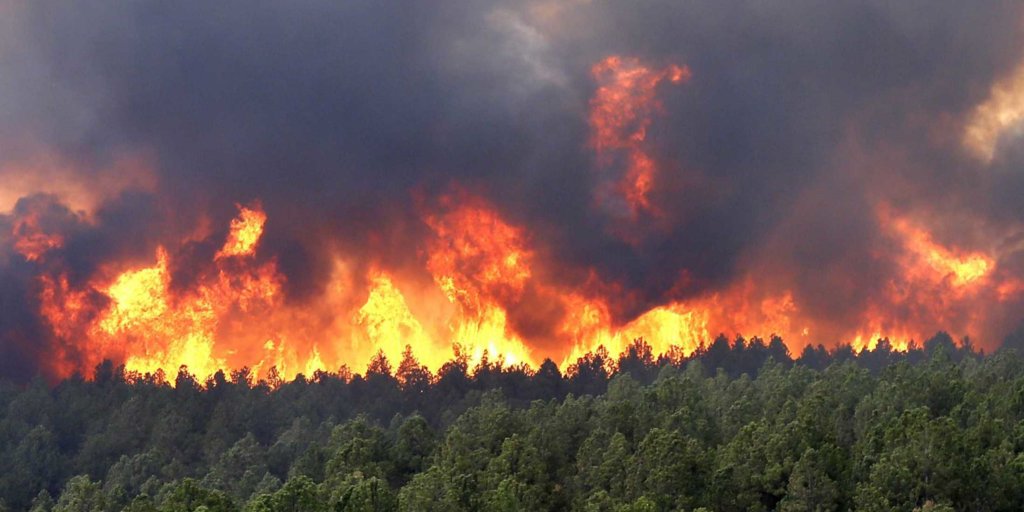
(12, 214, 64, 262)
(35, 198, 545, 382)
(890, 215, 992, 289)
(215, 203, 267, 259)
(23, 55, 1024, 384)
(32, 192, 1024, 383)
(36, 203, 284, 380)
(355, 271, 439, 368)
(422, 195, 535, 367)
(589, 55, 691, 218)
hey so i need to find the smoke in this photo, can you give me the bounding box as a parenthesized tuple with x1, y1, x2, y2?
(3, 0, 1024, 381)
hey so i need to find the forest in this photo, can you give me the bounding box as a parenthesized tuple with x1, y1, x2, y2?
(2, 333, 1023, 511)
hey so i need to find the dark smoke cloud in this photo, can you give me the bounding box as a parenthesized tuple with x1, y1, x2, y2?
(3, 0, 1024, 380)
(0, 217, 50, 382)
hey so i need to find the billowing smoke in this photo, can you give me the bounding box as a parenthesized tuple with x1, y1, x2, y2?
(3, 0, 1024, 382)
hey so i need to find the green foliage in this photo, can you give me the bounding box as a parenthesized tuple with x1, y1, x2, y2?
(245, 475, 320, 512)
(629, 428, 706, 510)
(53, 475, 106, 512)
(5, 335, 1024, 511)
(122, 495, 157, 512)
(778, 448, 841, 512)
(29, 490, 55, 512)
(333, 475, 395, 512)
(157, 478, 237, 512)
(391, 415, 434, 480)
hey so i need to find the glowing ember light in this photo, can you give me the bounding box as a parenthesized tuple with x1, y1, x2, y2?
(99, 249, 172, 333)
(38, 274, 96, 348)
(215, 202, 267, 259)
(95, 247, 227, 379)
(887, 214, 994, 289)
(26, 188, 1024, 384)
(557, 284, 802, 367)
(355, 271, 438, 367)
(423, 195, 536, 367)
(997, 279, 1024, 301)
(46, 204, 283, 381)
(12, 215, 63, 262)
(825, 207, 1014, 352)
(589, 55, 691, 217)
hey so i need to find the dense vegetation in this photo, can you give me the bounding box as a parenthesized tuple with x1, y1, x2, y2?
(1, 333, 1022, 511)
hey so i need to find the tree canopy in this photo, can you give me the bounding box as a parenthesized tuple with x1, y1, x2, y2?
(0, 334, 1019, 511)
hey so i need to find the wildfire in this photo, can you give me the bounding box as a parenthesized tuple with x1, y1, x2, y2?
(95, 226, 282, 379)
(32, 197, 548, 382)
(355, 271, 438, 368)
(27, 190, 1023, 384)
(215, 203, 267, 259)
(422, 194, 536, 367)
(891, 216, 992, 289)
(424, 196, 533, 309)
(842, 209, 1005, 350)
(14, 53, 1024, 385)
(12, 214, 64, 262)
(589, 55, 691, 218)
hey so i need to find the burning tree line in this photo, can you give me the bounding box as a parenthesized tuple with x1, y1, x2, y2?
(1, 331, 1020, 511)
(12, 50, 1024, 386)
(41, 331, 980, 392)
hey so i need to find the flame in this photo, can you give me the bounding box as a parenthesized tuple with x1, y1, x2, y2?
(34, 197, 546, 382)
(95, 242, 278, 379)
(355, 271, 440, 368)
(589, 55, 690, 218)
(422, 195, 535, 367)
(890, 215, 992, 289)
(22, 54, 1024, 383)
(12, 213, 64, 262)
(557, 295, 708, 366)
(29, 184, 1024, 385)
(33, 192, 1022, 383)
(215, 203, 267, 259)
(35, 203, 285, 380)
(840, 208, 1004, 350)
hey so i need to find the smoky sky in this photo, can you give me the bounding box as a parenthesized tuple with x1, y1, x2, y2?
(3, 0, 1024, 381)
